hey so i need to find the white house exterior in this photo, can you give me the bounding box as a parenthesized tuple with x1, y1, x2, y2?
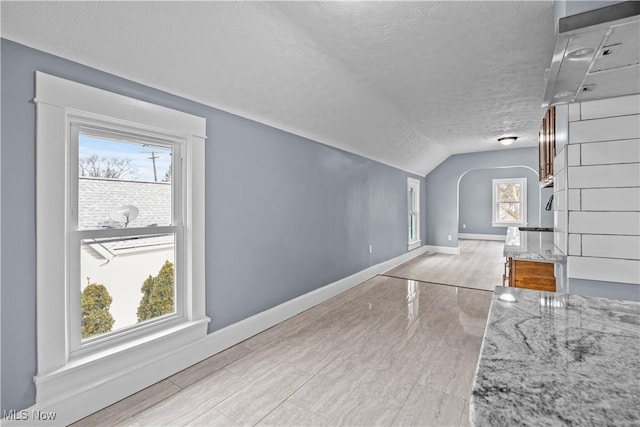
(79, 177, 174, 332)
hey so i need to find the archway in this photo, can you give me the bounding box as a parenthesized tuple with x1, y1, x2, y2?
(456, 166, 541, 238)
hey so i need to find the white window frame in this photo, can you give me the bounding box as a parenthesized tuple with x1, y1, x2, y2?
(34, 72, 209, 403)
(69, 123, 185, 356)
(407, 177, 422, 250)
(492, 177, 528, 227)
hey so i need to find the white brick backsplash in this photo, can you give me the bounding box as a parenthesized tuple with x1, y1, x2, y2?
(580, 94, 640, 120)
(554, 230, 566, 255)
(582, 235, 640, 260)
(555, 169, 566, 191)
(567, 256, 640, 285)
(568, 189, 581, 211)
(554, 149, 566, 173)
(554, 209, 567, 256)
(568, 234, 582, 256)
(563, 96, 640, 288)
(569, 102, 581, 122)
(554, 189, 566, 211)
(570, 115, 640, 143)
(569, 211, 640, 235)
(581, 188, 640, 211)
(581, 139, 640, 165)
(567, 144, 581, 166)
(554, 210, 566, 230)
(568, 163, 640, 188)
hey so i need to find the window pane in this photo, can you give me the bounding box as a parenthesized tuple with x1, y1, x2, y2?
(78, 133, 172, 230)
(80, 233, 175, 340)
(497, 183, 521, 202)
(409, 214, 416, 240)
(498, 203, 521, 222)
(408, 187, 414, 212)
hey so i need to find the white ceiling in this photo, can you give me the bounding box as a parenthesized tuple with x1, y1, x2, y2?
(1, 1, 555, 176)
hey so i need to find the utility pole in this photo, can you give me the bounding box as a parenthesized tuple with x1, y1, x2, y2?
(148, 151, 159, 182)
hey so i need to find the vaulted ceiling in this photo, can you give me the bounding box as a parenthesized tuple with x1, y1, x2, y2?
(1, 1, 555, 175)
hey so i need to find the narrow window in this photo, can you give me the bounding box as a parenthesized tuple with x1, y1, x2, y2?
(407, 177, 421, 250)
(34, 72, 208, 403)
(71, 127, 182, 353)
(492, 178, 527, 227)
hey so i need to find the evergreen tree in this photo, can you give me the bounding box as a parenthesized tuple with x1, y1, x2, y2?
(81, 282, 115, 339)
(137, 260, 175, 322)
(137, 275, 154, 321)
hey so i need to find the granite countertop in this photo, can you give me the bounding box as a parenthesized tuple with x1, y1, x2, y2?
(503, 226, 565, 262)
(471, 286, 640, 426)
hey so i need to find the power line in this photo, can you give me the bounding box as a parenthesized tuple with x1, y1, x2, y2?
(140, 151, 159, 181)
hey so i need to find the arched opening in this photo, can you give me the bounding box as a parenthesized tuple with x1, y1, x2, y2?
(456, 166, 544, 239)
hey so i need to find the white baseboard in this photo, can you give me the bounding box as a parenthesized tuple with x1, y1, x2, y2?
(459, 233, 506, 241)
(423, 245, 460, 255)
(3, 246, 429, 427)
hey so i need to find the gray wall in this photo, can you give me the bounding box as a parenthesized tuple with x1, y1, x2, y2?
(567, 278, 640, 302)
(425, 147, 553, 247)
(458, 167, 552, 235)
(1, 39, 424, 412)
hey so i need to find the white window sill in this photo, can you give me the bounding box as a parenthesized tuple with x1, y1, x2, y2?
(408, 240, 422, 251)
(34, 317, 209, 403)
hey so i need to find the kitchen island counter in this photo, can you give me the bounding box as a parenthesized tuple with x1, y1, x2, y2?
(503, 226, 564, 262)
(471, 286, 640, 426)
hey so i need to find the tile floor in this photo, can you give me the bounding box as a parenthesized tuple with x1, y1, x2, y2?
(74, 275, 492, 426)
(385, 240, 504, 291)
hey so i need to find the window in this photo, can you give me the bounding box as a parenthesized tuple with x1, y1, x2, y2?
(34, 72, 208, 402)
(408, 177, 421, 250)
(72, 128, 181, 353)
(492, 178, 527, 227)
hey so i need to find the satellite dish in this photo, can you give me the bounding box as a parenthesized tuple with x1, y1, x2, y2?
(109, 205, 139, 228)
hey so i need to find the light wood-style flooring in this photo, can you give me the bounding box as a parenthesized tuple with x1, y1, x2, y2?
(385, 239, 505, 291)
(74, 241, 498, 426)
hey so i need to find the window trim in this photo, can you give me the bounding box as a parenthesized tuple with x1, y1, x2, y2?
(407, 177, 422, 250)
(34, 72, 209, 403)
(492, 177, 528, 227)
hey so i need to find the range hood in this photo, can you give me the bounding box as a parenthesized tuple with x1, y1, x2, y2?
(543, 1, 640, 107)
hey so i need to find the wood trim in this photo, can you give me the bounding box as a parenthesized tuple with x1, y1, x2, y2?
(539, 107, 556, 187)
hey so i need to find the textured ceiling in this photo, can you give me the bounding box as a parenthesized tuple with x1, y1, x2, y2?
(1, 1, 555, 175)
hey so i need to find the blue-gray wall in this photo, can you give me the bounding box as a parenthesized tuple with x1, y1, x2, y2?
(567, 278, 640, 302)
(458, 167, 553, 235)
(425, 147, 553, 247)
(0, 39, 425, 412)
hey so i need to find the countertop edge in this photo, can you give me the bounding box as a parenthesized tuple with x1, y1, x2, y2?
(503, 228, 566, 262)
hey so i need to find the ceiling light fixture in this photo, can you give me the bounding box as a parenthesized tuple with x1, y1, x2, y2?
(498, 136, 518, 146)
(554, 90, 575, 99)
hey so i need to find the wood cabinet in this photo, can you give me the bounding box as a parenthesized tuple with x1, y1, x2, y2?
(506, 258, 556, 292)
(539, 106, 556, 188)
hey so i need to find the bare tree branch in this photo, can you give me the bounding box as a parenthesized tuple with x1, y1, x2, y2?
(79, 155, 139, 180)
(162, 164, 172, 182)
